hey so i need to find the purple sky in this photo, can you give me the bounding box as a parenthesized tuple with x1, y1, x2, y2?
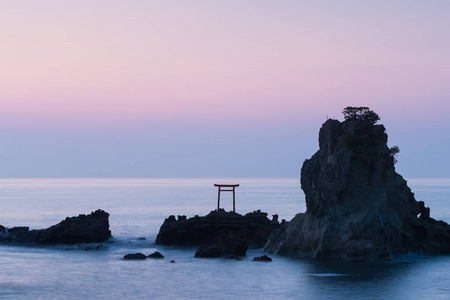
(1, 1, 449, 178)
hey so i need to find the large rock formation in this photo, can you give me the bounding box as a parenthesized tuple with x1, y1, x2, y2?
(156, 209, 282, 249)
(0, 209, 111, 245)
(264, 118, 450, 260)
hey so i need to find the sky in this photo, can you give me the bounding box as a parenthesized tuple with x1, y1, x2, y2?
(1, 0, 449, 178)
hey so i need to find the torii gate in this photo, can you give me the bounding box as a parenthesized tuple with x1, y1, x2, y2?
(214, 184, 239, 212)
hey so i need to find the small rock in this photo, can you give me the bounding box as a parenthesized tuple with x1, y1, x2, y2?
(253, 255, 272, 262)
(170, 260, 175, 263)
(148, 251, 164, 258)
(137, 237, 146, 240)
(124, 253, 147, 260)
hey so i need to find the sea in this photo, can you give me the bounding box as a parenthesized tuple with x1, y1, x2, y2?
(1, 178, 450, 300)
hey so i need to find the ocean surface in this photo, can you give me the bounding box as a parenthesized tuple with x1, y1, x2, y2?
(1, 178, 450, 300)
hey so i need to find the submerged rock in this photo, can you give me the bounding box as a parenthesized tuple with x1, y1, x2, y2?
(264, 118, 450, 260)
(156, 209, 281, 248)
(253, 255, 272, 262)
(124, 253, 147, 260)
(2, 209, 111, 245)
(148, 251, 165, 259)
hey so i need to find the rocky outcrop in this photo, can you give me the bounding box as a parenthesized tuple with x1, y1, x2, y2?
(264, 118, 450, 260)
(156, 209, 282, 249)
(0, 209, 111, 245)
(194, 233, 248, 258)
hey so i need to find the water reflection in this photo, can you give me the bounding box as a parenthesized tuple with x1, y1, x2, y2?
(278, 255, 450, 299)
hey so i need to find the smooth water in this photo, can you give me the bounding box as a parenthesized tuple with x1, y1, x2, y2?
(1, 178, 450, 299)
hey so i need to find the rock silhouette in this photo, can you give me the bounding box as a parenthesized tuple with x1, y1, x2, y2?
(124, 253, 147, 260)
(156, 209, 281, 249)
(253, 255, 272, 262)
(148, 251, 165, 258)
(264, 118, 450, 260)
(0, 209, 111, 245)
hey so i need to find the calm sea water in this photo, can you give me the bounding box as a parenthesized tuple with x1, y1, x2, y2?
(1, 178, 450, 299)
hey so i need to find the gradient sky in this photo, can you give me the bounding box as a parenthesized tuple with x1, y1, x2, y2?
(1, 1, 449, 178)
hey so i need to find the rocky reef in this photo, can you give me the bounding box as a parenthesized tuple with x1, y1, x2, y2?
(0, 209, 111, 245)
(156, 209, 282, 257)
(264, 117, 450, 260)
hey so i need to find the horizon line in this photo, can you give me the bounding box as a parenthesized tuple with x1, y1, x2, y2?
(1, 177, 449, 180)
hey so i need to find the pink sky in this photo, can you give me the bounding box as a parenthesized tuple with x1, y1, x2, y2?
(1, 1, 449, 177)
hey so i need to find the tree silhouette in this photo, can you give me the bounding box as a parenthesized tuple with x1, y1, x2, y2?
(389, 146, 400, 165)
(342, 106, 380, 125)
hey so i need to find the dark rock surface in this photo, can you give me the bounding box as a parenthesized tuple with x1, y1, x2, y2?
(195, 244, 221, 258)
(148, 251, 165, 258)
(8, 227, 29, 234)
(253, 255, 272, 262)
(264, 118, 450, 260)
(194, 232, 248, 258)
(216, 233, 248, 256)
(156, 209, 281, 248)
(124, 253, 147, 260)
(0, 209, 111, 245)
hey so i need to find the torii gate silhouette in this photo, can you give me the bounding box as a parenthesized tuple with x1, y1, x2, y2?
(214, 184, 239, 212)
